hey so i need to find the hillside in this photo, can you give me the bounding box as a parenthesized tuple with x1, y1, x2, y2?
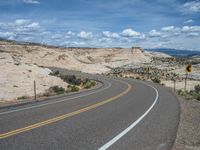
(0, 40, 170, 74)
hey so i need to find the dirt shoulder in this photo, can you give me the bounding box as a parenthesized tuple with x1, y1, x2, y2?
(173, 96, 200, 150)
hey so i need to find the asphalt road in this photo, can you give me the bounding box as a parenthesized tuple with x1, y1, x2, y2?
(0, 69, 180, 150)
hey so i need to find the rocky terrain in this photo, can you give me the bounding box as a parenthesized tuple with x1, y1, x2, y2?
(0, 40, 170, 73)
(1, 39, 200, 102)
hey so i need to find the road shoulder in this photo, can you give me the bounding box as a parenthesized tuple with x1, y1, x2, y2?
(172, 96, 200, 150)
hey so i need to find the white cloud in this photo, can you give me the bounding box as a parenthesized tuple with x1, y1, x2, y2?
(102, 31, 120, 38)
(78, 31, 93, 39)
(181, 1, 200, 13)
(67, 31, 75, 36)
(23, 0, 40, 4)
(149, 29, 161, 37)
(51, 34, 63, 39)
(0, 19, 40, 32)
(182, 26, 200, 32)
(184, 19, 194, 24)
(0, 32, 16, 39)
(187, 32, 199, 37)
(65, 31, 75, 38)
(161, 26, 180, 32)
(121, 28, 141, 37)
(15, 19, 31, 26)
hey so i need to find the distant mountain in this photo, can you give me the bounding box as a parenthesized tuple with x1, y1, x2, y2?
(146, 48, 200, 57)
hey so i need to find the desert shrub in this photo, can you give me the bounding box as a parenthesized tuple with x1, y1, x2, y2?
(50, 70, 60, 76)
(60, 75, 82, 85)
(194, 84, 200, 93)
(49, 86, 65, 95)
(83, 79, 96, 89)
(71, 86, 79, 92)
(196, 94, 200, 101)
(67, 85, 79, 92)
(17, 95, 28, 100)
(177, 89, 183, 95)
(136, 76, 141, 80)
(151, 78, 161, 84)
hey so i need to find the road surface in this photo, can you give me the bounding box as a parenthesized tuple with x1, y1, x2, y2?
(0, 70, 180, 150)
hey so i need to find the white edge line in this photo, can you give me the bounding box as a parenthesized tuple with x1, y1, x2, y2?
(98, 83, 159, 150)
(0, 81, 111, 116)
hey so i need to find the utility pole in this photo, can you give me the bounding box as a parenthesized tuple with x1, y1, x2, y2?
(174, 79, 176, 91)
(34, 80, 36, 101)
(184, 72, 188, 92)
(173, 73, 177, 92)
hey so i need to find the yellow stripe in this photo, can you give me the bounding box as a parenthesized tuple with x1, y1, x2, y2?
(0, 80, 131, 139)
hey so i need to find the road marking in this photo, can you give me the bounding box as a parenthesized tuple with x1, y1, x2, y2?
(0, 80, 131, 139)
(0, 81, 111, 116)
(98, 83, 159, 150)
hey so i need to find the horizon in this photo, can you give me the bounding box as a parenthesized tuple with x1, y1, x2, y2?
(0, 0, 200, 50)
(2, 38, 200, 53)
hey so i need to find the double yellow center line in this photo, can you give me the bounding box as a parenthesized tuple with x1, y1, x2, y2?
(0, 80, 132, 139)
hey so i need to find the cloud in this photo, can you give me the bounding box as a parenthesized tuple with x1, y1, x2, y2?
(23, 0, 40, 4)
(65, 31, 75, 38)
(182, 26, 200, 32)
(187, 32, 199, 37)
(181, 0, 200, 13)
(77, 31, 93, 39)
(102, 31, 120, 38)
(0, 19, 40, 32)
(72, 41, 86, 46)
(15, 19, 31, 26)
(184, 19, 194, 24)
(51, 33, 63, 39)
(0, 32, 16, 39)
(149, 29, 161, 37)
(161, 26, 180, 32)
(121, 28, 141, 37)
(67, 31, 75, 36)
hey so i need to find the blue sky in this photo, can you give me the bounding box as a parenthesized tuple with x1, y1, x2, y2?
(0, 0, 200, 50)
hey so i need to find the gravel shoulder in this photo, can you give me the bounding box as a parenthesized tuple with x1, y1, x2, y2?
(173, 96, 200, 150)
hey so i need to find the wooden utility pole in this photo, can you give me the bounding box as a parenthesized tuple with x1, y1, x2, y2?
(34, 80, 36, 100)
(173, 79, 176, 91)
(184, 72, 188, 92)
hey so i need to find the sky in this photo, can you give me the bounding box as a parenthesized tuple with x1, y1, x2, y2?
(0, 0, 200, 50)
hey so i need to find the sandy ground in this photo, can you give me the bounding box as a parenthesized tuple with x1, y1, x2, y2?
(162, 80, 200, 91)
(173, 97, 200, 150)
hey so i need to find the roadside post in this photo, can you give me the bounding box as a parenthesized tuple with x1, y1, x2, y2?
(172, 73, 177, 91)
(34, 80, 36, 101)
(185, 65, 192, 91)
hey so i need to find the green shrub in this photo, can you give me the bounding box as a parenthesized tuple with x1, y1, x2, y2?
(151, 78, 161, 84)
(70, 85, 80, 92)
(196, 94, 200, 101)
(17, 95, 28, 100)
(49, 86, 65, 95)
(67, 85, 79, 92)
(136, 76, 141, 80)
(177, 89, 183, 95)
(60, 75, 82, 85)
(194, 84, 200, 93)
(83, 79, 96, 89)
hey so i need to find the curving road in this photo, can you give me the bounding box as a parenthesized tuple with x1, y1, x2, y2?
(0, 69, 180, 150)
